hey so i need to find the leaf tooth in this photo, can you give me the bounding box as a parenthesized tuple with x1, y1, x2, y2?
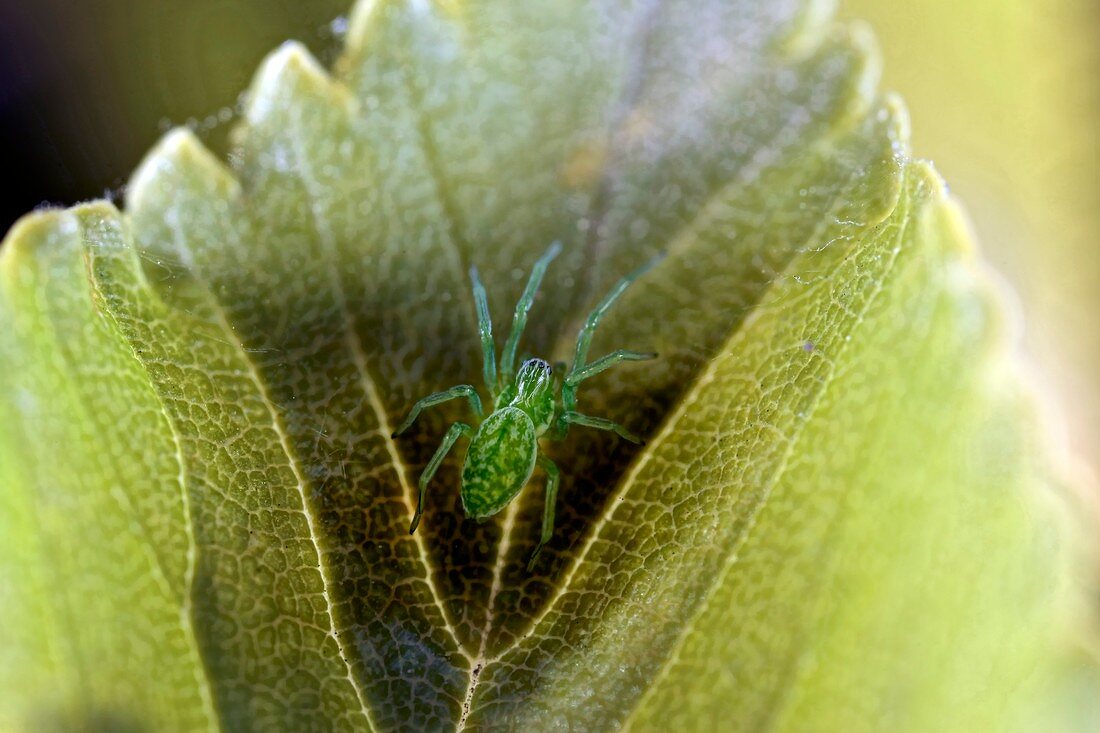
(822, 96, 908, 232)
(244, 41, 351, 129)
(128, 128, 239, 217)
(829, 21, 882, 131)
(70, 202, 134, 296)
(71, 202, 141, 279)
(908, 159, 1012, 356)
(123, 128, 242, 310)
(780, 0, 840, 58)
(343, 0, 409, 64)
(882, 92, 912, 154)
(0, 209, 81, 287)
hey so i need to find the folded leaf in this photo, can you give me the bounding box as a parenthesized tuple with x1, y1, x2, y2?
(0, 0, 1081, 731)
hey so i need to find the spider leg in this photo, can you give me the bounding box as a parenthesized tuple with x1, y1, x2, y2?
(500, 241, 562, 387)
(546, 362, 570, 441)
(564, 349, 657, 387)
(561, 410, 643, 444)
(469, 266, 498, 397)
(565, 252, 664, 412)
(410, 422, 472, 534)
(392, 385, 483, 437)
(527, 455, 561, 571)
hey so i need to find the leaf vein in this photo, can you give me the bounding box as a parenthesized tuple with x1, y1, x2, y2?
(619, 179, 912, 731)
(164, 209, 379, 731)
(287, 108, 474, 667)
(53, 221, 222, 731)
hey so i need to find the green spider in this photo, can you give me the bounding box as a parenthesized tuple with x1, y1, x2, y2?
(393, 242, 662, 570)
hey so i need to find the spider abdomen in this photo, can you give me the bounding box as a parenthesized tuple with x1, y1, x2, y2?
(460, 407, 538, 519)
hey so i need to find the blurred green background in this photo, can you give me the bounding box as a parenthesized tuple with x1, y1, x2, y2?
(1, 0, 1097, 480)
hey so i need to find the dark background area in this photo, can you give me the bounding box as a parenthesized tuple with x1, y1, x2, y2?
(0, 0, 348, 235)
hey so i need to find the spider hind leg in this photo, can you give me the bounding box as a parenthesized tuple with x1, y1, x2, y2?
(410, 422, 472, 534)
(527, 455, 561, 571)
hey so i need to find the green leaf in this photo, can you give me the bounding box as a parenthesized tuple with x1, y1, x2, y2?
(0, 0, 1083, 731)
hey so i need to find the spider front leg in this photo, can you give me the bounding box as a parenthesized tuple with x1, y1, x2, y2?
(392, 385, 483, 437)
(565, 349, 656, 387)
(410, 422, 473, 533)
(469, 266, 498, 398)
(560, 410, 644, 444)
(499, 242, 562, 388)
(528, 455, 561, 571)
(564, 253, 664, 413)
(558, 349, 651, 424)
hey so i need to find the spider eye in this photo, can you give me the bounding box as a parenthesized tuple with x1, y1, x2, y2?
(516, 359, 552, 398)
(518, 358, 551, 376)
